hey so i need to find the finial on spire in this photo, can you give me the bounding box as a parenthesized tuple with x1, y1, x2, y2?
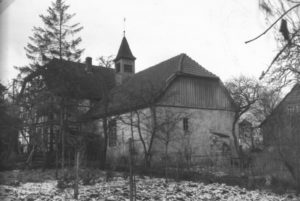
(123, 17, 126, 37)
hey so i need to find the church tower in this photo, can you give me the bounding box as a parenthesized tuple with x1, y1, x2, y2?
(114, 36, 136, 85)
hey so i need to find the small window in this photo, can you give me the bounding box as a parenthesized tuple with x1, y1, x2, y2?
(116, 63, 121, 73)
(109, 119, 117, 147)
(287, 105, 295, 115)
(124, 64, 133, 73)
(183, 118, 189, 131)
(37, 127, 42, 135)
(296, 105, 300, 113)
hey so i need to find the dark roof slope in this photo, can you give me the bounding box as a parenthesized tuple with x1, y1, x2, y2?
(114, 36, 136, 61)
(180, 54, 218, 78)
(260, 83, 300, 127)
(43, 59, 115, 100)
(89, 53, 219, 118)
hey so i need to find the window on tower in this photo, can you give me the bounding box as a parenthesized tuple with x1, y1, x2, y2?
(124, 64, 133, 73)
(116, 63, 121, 73)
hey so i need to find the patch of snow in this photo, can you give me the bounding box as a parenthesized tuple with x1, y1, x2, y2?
(0, 176, 299, 200)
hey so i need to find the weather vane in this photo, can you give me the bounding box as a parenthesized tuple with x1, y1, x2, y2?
(123, 17, 126, 37)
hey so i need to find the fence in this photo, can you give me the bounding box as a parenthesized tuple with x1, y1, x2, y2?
(111, 152, 250, 179)
(159, 153, 251, 177)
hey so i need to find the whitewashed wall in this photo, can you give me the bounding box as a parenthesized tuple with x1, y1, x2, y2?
(97, 106, 237, 167)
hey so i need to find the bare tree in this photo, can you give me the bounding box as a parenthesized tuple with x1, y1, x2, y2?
(97, 56, 114, 169)
(97, 55, 114, 68)
(225, 76, 261, 158)
(119, 107, 190, 179)
(251, 87, 282, 124)
(155, 108, 188, 182)
(128, 137, 136, 201)
(248, 1, 300, 88)
(118, 109, 155, 168)
(114, 81, 165, 168)
(72, 131, 85, 199)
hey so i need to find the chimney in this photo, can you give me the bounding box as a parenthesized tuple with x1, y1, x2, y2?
(85, 57, 92, 70)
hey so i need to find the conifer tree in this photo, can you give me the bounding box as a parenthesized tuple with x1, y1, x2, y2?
(15, 0, 84, 172)
(24, 0, 84, 68)
(17, 0, 85, 127)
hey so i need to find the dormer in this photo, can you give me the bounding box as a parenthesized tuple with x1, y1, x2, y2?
(114, 36, 136, 85)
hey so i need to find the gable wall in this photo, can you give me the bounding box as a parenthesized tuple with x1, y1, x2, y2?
(256, 85, 300, 183)
(262, 85, 300, 145)
(158, 76, 235, 111)
(284, 85, 300, 105)
(152, 106, 237, 163)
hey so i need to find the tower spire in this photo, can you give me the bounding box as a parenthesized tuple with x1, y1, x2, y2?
(114, 25, 136, 85)
(123, 17, 126, 37)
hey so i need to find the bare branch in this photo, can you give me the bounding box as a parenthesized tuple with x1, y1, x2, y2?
(245, 3, 300, 44)
(260, 28, 300, 80)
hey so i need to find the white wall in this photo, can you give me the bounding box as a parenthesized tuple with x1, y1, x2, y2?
(99, 106, 237, 166)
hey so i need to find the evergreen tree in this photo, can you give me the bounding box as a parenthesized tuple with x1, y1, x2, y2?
(15, 0, 84, 171)
(24, 0, 84, 68)
(16, 0, 85, 114)
(16, 0, 85, 119)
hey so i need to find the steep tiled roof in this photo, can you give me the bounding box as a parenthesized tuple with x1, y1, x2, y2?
(89, 53, 219, 118)
(180, 55, 218, 78)
(43, 59, 115, 100)
(114, 36, 136, 61)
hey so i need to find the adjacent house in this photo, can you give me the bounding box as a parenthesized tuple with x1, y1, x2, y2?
(256, 84, 300, 183)
(261, 84, 300, 146)
(88, 36, 238, 167)
(18, 58, 115, 166)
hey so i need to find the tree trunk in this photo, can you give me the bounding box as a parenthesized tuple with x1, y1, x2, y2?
(55, 130, 58, 179)
(26, 146, 35, 167)
(250, 131, 255, 150)
(59, 10, 62, 60)
(60, 100, 65, 177)
(165, 143, 169, 182)
(135, 111, 148, 167)
(144, 106, 157, 169)
(49, 115, 54, 152)
(232, 115, 242, 158)
(100, 117, 108, 169)
(74, 150, 80, 199)
(128, 138, 135, 201)
(144, 153, 152, 169)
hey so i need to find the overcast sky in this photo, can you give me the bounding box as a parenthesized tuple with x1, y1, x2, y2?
(0, 0, 278, 85)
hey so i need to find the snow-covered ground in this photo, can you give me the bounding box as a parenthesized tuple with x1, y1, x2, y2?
(0, 176, 299, 201)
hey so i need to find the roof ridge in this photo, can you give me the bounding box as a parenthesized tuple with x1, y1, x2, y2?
(49, 58, 113, 71)
(184, 54, 219, 78)
(134, 53, 184, 74)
